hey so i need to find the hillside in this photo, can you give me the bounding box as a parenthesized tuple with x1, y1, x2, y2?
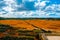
(0, 19, 60, 32)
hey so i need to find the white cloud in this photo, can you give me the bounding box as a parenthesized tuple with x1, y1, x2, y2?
(3, 6, 14, 12)
(39, 1, 47, 7)
(0, 0, 60, 18)
(45, 4, 60, 14)
(0, 11, 6, 15)
(34, 0, 49, 10)
(29, 0, 35, 2)
(4, 0, 15, 4)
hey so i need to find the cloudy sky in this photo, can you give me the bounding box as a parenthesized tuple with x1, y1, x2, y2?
(0, 0, 60, 18)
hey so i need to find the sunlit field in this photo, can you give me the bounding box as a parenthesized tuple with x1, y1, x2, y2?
(0, 19, 60, 40)
(0, 19, 60, 32)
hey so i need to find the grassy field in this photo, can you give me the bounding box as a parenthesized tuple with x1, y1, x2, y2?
(0, 19, 60, 32)
(0, 19, 60, 40)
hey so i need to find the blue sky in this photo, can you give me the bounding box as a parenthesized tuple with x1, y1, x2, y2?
(0, 0, 60, 18)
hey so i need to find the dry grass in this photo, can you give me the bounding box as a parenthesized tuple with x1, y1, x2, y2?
(0, 19, 60, 32)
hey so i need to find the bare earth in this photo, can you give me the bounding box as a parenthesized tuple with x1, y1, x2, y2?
(47, 36, 60, 40)
(0, 19, 60, 32)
